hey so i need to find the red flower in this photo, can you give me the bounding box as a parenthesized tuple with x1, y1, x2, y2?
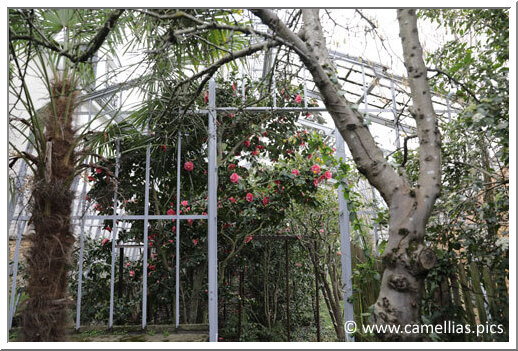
(291, 169, 300, 176)
(313, 178, 319, 187)
(294, 94, 302, 104)
(193, 239, 199, 246)
(230, 173, 240, 183)
(129, 270, 135, 277)
(228, 163, 236, 171)
(87, 175, 95, 182)
(204, 91, 209, 104)
(311, 164, 321, 174)
(229, 197, 236, 204)
(243, 139, 251, 148)
(251, 149, 259, 156)
(187, 219, 194, 226)
(308, 153, 313, 160)
(245, 235, 253, 243)
(262, 196, 270, 206)
(148, 264, 156, 271)
(167, 209, 176, 216)
(246, 193, 254, 202)
(105, 226, 112, 232)
(172, 225, 176, 232)
(324, 170, 332, 179)
(161, 145, 168, 152)
(181, 200, 188, 207)
(95, 167, 102, 174)
(101, 238, 110, 246)
(184, 161, 194, 172)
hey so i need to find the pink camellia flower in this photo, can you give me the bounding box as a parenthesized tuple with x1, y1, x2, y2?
(129, 270, 135, 277)
(187, 219, 194, 226)
(184, 161, 194, 172)
(311, 164, 321, 174)
(229, 197, 236, 204)
(181, 200, 188, 207)
(245, 235, 253, 243)
(251, 149, 259, 156)
(95, 167, 102, 174)
(243, 139, 251, 148)
(148, 264, 156, 271)
(262, 196, 270, 206)
(167, 208, 176, 216)
(228, 163, 236, 171)
(101, 238, 110, 246)
(246, 193, 254, 202)
(313, 178, 319, 187)
(294, 94, 302, 104)
(193, 239, 199, 246)
(126, 262, 131, 267)
(172, 225, 176, 232)
(291, 169, 300, 176)
(324, 170, 332, 179)
(230, 173, 240, 183)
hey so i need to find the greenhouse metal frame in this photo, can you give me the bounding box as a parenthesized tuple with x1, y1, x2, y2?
(8, 50, 459, 342)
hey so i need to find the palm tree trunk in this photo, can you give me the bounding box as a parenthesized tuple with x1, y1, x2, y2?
(22, 77, 78, 341)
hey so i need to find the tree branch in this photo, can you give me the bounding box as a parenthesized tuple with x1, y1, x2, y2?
(427, 68, 480, 103)
(397, 9, 442, 217)
(10, 9, 124, 63)
(253, 9, 406, 206)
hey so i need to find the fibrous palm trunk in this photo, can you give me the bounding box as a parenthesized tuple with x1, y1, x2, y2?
(22, 77, 78, 341)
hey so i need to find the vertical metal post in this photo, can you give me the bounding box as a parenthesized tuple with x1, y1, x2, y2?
(8, 214, 26, 329)
(75, 100, 93, 330)
(446, 92, 452, 123)
(285, 240, 291, 341)
(118, 247, 124, 298)
(207, 78, 219, 342)
(303, 68, 308, 110)
(361, 64, 368, 110)
(272, 70, 277, 108)
(142, 132, 151, 329)
(108, 138, 121, 328)
(390, 79, 400, 149)
(314, 241, 321, 342)
(175, 132, 181, 328)
(335, 129, 354, 342)
(75, 173, 89, 330)
(241, 72, 246, 103)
